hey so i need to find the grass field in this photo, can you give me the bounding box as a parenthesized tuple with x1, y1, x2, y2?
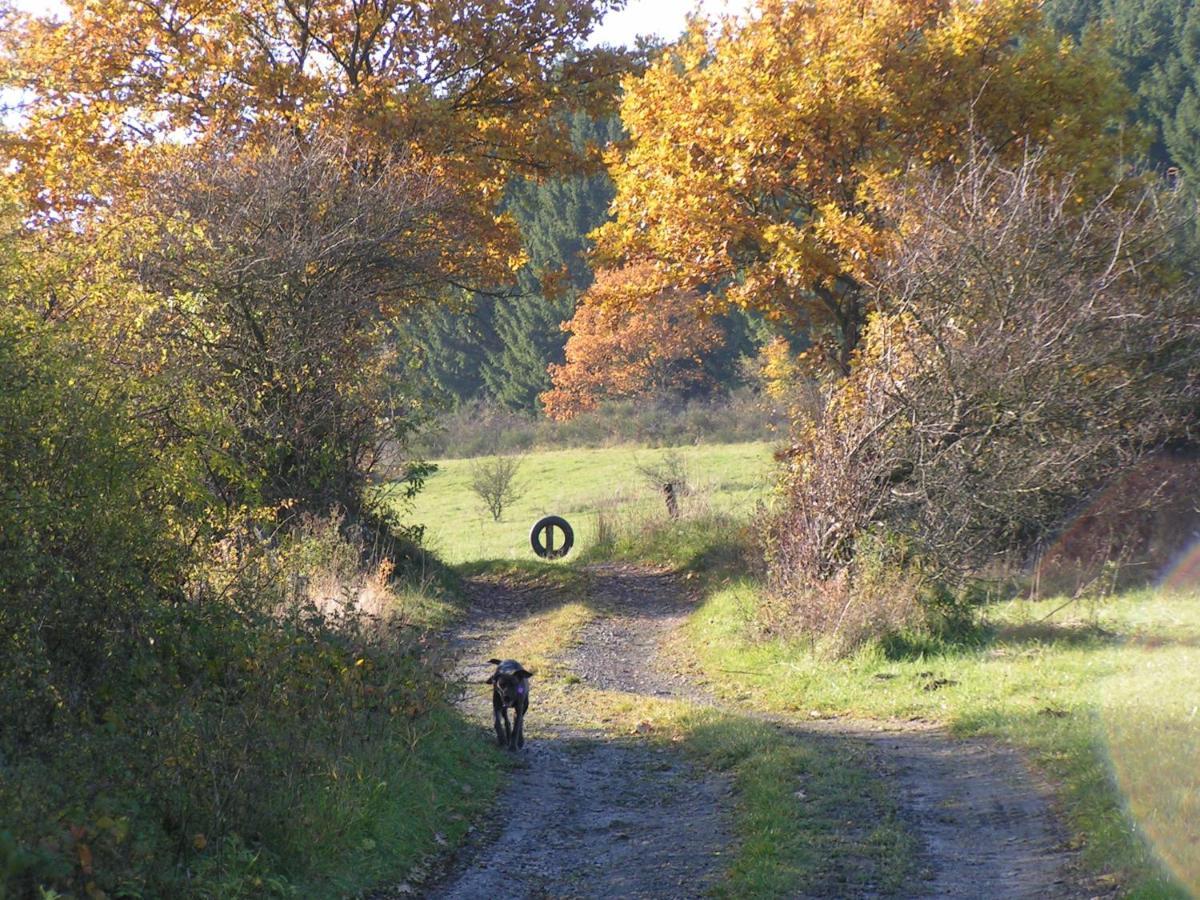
(396, 441, 776, 564)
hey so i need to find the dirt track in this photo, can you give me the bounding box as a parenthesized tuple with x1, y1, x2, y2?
(417, 564, 1080, 899)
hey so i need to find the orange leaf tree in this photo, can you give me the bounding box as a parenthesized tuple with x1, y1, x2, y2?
(0, 0, 629, 281)
(594, 0, 1133, 376)
(540, 263, 725, 420)
(0, 0, 633, 517)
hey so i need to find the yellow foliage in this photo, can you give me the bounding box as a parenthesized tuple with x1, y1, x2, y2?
(0, 0, 628, 286)
(595, 0, 1133, 376)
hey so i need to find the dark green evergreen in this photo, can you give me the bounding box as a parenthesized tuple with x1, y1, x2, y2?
(406, 112, 619, 410)
(482, 112, 622, 409)
(1044, 0, 1200, 177)
(408, 294, 501, 406)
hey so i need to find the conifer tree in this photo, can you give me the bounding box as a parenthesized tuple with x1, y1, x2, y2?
(409, 112, 620, 409)
(1045, 0, 1200, 177)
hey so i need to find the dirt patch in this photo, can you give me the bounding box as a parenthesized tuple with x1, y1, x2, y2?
(575, 565, 1084, 898)
(813, 720, 1082, 898)
(429, 732, 731, 899)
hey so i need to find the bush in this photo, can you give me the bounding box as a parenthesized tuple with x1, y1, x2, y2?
(768, 154, 1200, 652)
(0, 307, 185, 747)
(468, 455, 525, 522)
(1, 505, 452, 898)
(0, 309, 466, 897)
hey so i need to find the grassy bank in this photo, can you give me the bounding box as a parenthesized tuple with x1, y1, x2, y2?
(398, 441, 775, 564)
(0, 534, 506, 900)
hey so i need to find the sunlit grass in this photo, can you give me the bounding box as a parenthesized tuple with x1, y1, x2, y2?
(1102, 647, 1200, 897)
(682, 581, 1200, 896)
(394, 442, 776, 564)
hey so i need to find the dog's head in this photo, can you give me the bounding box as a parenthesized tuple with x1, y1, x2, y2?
(486, 658, 532, 706)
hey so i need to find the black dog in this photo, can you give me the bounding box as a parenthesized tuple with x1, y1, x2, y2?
(486, 658, 532, 750)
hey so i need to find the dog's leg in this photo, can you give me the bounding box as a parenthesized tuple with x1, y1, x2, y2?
(515, 697, 526, 749)
(493, 695, 507, 747)
(500, 706, 513, 749)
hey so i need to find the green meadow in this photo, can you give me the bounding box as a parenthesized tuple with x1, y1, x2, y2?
(398, 441, 777, 564)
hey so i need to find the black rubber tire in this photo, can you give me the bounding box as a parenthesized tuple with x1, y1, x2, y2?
(530, 515, 574, 560)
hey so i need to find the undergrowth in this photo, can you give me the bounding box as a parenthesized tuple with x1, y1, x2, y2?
(0, 514, 499, 899)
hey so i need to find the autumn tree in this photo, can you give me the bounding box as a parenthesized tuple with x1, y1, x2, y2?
(540, 264, 724, 420)
(1, 0, 627, 223)
(595, 0, 1133, 377)
(126, 132, 487, 516)
(0, 0, 634, 519)
(0, 0, 633, 399)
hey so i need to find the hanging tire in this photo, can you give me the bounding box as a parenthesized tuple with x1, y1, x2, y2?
(530, 515, 574, 560)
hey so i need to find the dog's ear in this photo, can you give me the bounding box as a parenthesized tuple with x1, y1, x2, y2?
(516, 669, 533, 679)
(487, 658, 502, 665)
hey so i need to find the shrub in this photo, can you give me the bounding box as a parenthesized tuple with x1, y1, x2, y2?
(468, 455, 525, 521)
(0, 307, 184, 747)
(0, 308, 462, 897)
(768, 154, 1200, 651)
(407, 390, 784, 460)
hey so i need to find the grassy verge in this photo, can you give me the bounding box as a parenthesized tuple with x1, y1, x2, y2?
(276, 707, 504, 898)
(0, 533, 510, 900)
(662, 543, 1199, 896)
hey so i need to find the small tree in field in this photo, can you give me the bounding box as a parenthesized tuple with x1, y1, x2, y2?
(470, 456, 525, 522)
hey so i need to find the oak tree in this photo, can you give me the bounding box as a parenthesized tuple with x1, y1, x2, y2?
(595, 0, 1133, 376)
(1, 0, 630, 288)
(540, 263, 724, 420)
